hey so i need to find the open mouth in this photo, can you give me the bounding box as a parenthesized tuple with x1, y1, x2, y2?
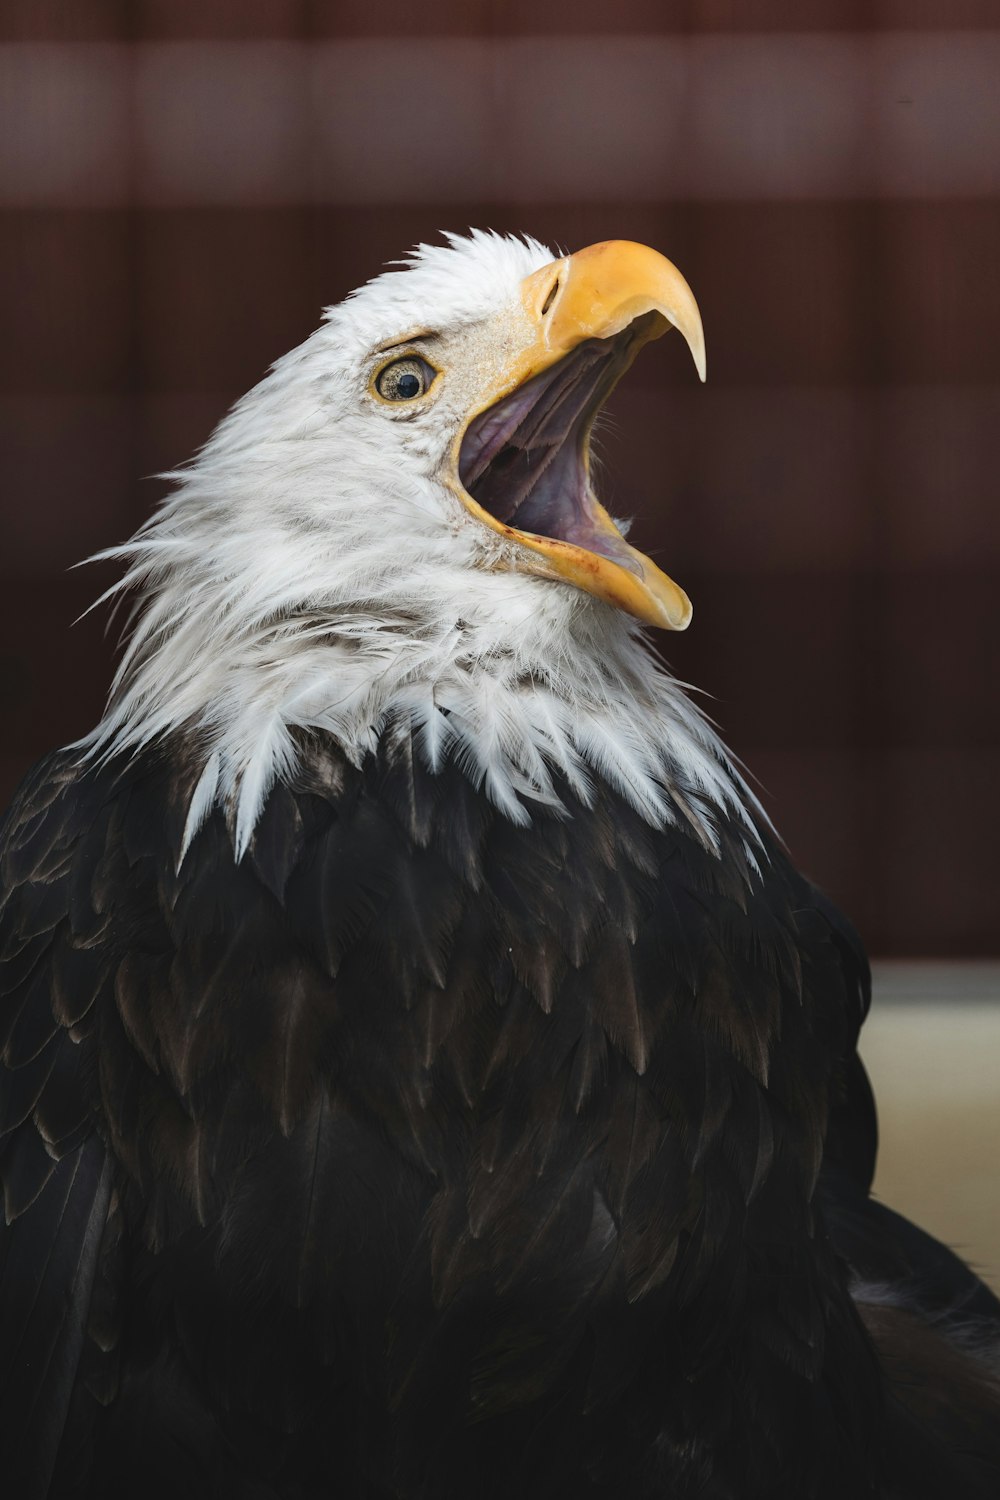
(457, 314, 658, 578)
(445, 239, 702, 630)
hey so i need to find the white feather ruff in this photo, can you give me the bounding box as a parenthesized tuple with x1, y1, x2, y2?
(79, 231, 760, 860)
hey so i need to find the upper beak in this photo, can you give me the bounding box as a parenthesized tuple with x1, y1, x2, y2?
(521, 238, 706, 384)
(449, 239, 705, 631)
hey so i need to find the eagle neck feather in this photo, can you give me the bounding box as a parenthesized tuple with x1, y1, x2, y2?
(83, 583, 760, 865)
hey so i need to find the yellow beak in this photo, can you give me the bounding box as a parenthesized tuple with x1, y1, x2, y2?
(520, 238, 706, 382)
(449, 240, 705, 631)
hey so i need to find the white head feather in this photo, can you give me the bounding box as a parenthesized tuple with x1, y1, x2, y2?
(80, 231, 757, 860)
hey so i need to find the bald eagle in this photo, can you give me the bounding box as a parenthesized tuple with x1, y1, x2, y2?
(2, 233, 998, 1500)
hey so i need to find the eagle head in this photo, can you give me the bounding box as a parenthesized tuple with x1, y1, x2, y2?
(88, 232, 743, 856)
(342, 232, 703, 632)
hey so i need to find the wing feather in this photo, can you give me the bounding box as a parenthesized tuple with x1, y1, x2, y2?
(0, 755, 116, 1497)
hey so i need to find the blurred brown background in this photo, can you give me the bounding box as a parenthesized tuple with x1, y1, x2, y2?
(0, 1, 998, 1277)
(4, 2, 1000, 956)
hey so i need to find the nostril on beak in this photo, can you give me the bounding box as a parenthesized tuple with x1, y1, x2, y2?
(540, 277, 561, 318)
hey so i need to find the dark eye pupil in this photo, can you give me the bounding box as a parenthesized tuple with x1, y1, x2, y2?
(376, 358, 433, 402)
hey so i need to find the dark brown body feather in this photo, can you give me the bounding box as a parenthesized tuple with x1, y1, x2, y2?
(1, 732, 998, 1498)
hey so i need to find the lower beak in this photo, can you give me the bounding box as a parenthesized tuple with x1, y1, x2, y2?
(450, 240, 705, 631)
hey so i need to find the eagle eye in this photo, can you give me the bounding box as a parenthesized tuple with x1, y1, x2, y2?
(374, 356, 437, 403)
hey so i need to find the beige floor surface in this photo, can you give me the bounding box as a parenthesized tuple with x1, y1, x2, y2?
(860, 968, 1000, 1293)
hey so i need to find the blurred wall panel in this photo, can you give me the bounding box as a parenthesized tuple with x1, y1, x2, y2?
(1, 5, 999, 956)
(862, 972, 1000, 1291)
